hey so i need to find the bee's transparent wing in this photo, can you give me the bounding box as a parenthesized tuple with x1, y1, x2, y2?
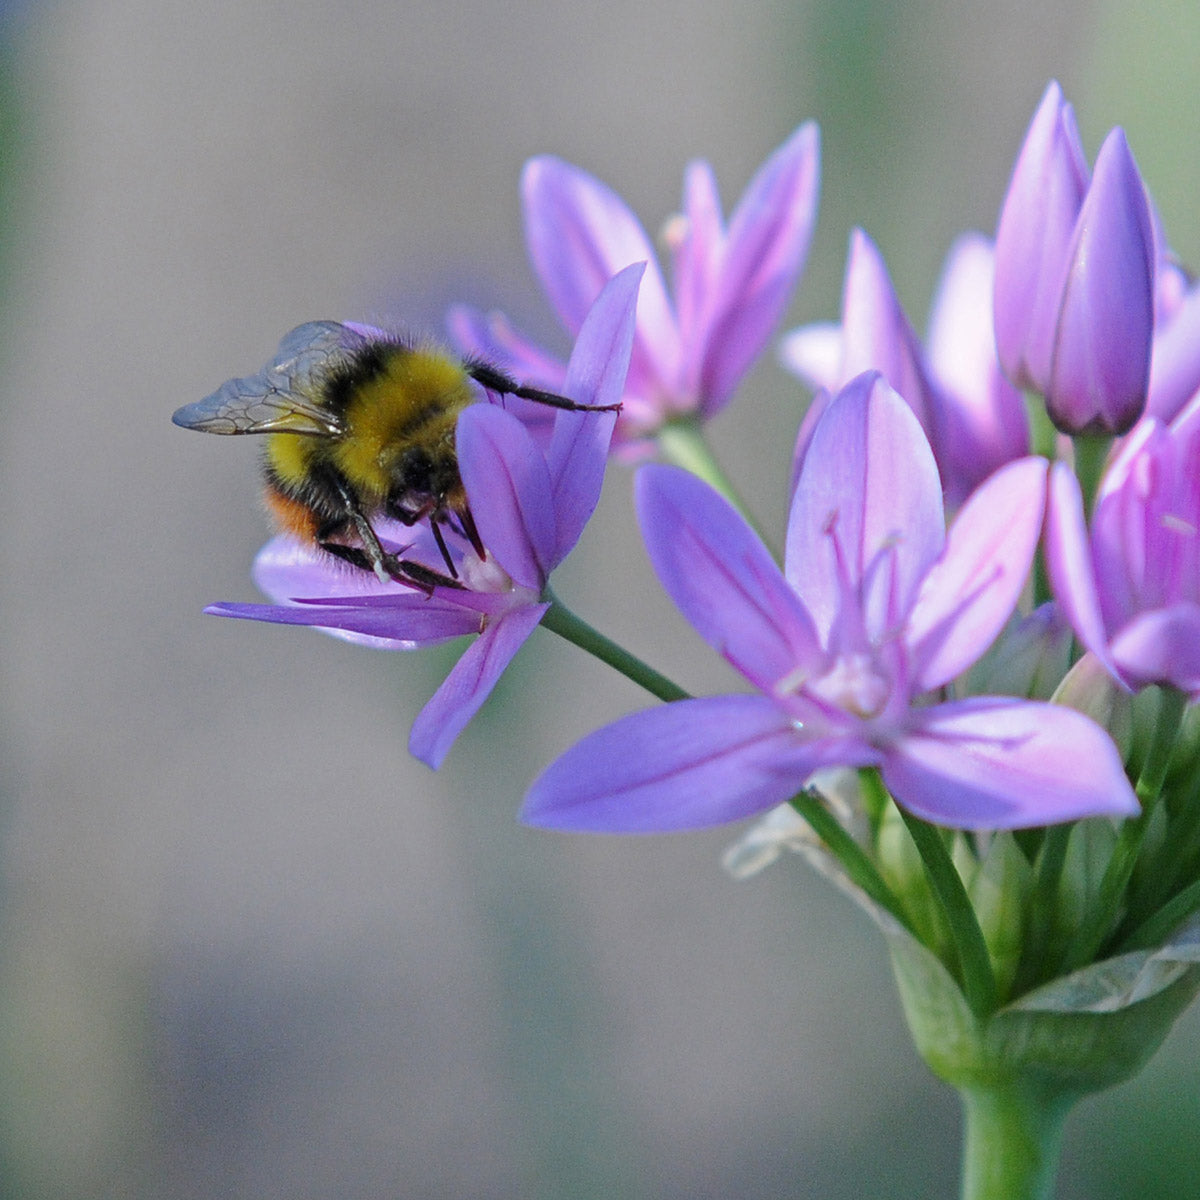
(268, 320, 365, 387)
(172, 321, 361, 436)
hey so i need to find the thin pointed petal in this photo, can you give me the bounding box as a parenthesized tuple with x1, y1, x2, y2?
(925, 234, 1029, 500)
(693, 122, 820, 414)
(839, 229, 940, 433)
(446, 303, 569, 392)
(252, 535, 406, 602)
(1044, 462, 1123, 679)
(457, 405, 556, 588)
(204, 595, 479, 648)
(1088, 420, 1170, 624)
(1147, 284, 1200, 421)
(522, 156, 680, 393)
(1048, 129, 1155, 435)
(785, 373, 944, 637)
(637, 465, 820, 691)
(521, 695, 825, 832)
(547, 263, 642, 558)
(560, 261, 644, 410)
(882, 698, 1138, 829)
(409, 604, 548, 769)
(909, 458, 1048, 690)
(672, 159, 723, 360)
(994, 81, 1089, 389)
(778, 322, 842, 392)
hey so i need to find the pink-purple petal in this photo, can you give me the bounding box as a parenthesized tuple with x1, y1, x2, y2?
(925, 234, 1029, 501)
(1088, 421, 1171, 624)
(545, 410, 614, 563)
(457, 404, 556, 589)
(252, 534, 409, 602)
(1044, 463, 1120, 674)
(409, 603, 549, 769)
(559, 261, 645, 412)
(785, 373, 944, 638)
(908, 457, 1048, 691)
(521, 695, 826, 833)
(204, 596, 480, 649)
(1109, 604, 1200, 693)
(778, 322, 841, 392)
(692, 121, 820, 415)
(881, 698, 1138, 829)
(672, 159, 723, 362)
(993, 81, 1089, 390)
(1147, 284, 1200, 422)
(838, 229, 939, 433)
(546, 263, 642, 556)
(1047, 129, 1155, 435)
(445, 303, 569, 394)
(636, 465, 820, 691)
(521, 156, 680, 395)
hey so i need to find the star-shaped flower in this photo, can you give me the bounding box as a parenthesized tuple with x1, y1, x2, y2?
(524, 373, 1136, 832)
(206, 264, 643, 768)
(450, 123, 820, 451)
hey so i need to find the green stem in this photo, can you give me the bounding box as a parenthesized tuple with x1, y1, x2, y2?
(1025, 391, 1058, 461)
(959, 1080, 1072, 1200)
(1012, 823, 1072, 996)
(1072, 432, 1113, 521)
(899, 810, 997, 1018)
(539, 592, 689, 704)
(1133, 686, 1188, 809)
(789, 790, 912, 935)
(656, 418, 770, 542)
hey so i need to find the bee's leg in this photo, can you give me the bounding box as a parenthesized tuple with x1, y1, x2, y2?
(455, 506, 486, 560)
(319, 540, 378, 574)
(428, 519, 459, 579)
(394, 559, 467, 594)
(317, 522, 400, 585)
(321, 481, 406, 585)
(392, 500, 461, 579)
(465, 362, 622, 413)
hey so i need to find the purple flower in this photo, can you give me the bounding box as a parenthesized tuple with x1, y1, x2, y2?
(993, 81, 1156, 436)
(205, 264, 644, 768)
(781, 229, 1028, 506)
(1146, 274, 1200, 423)
(523, 373, 1137, 833)
(1045, 395, 1200, 695)
(449, 123, 820, 451)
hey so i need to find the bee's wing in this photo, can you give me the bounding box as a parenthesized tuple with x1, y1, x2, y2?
(172, 321, 362, 436)
(268, 320, 365, 383)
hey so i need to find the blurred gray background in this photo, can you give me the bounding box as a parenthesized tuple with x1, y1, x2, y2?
(1, 1, 1199, 1196)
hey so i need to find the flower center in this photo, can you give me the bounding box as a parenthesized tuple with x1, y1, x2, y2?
(459, 553, 514, 593)
(775, 650, 895, 721)
(808, 652, 893, 719)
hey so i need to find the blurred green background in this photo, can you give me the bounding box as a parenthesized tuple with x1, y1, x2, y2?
(0, 1, 1198, 1196)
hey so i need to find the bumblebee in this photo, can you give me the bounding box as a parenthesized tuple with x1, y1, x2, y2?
(173, 321, 619, 587)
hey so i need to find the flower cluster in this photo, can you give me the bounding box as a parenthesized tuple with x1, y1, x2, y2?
(185, 81, 1200, 1197)
(198, 83, 1200, 996)
(524, 376, 1133, 832)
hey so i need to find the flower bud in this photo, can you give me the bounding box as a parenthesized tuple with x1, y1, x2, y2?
(995, 84, 1155, 436)
(994, 82, 1089, 391)
(1044, 129, 1155, 434)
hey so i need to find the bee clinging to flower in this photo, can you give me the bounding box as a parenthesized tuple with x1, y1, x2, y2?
(172, 321, 621, 588)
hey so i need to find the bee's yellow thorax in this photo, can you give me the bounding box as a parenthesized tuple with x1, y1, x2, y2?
(333, 348, 473, 500)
